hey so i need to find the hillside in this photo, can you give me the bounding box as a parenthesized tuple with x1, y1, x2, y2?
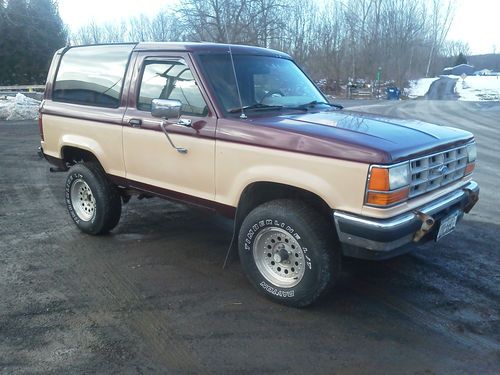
(468, 54, 500, 71)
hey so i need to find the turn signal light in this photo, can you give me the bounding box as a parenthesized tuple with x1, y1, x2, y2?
(465, 162, 475, 175)
(368, 167, 390, 191)
(366, 164, 411, 206)
(366, 188, 410, 206)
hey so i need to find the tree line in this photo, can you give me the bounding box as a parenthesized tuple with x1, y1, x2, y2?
(1, 0, 466, 90)
(73, 0, 464, 91)
(0, 0, 67, 85)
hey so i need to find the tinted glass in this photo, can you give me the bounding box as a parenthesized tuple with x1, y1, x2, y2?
(53, 44, 134, 108)
(198, 54, 324, 114)
(138, 60, 208, 116)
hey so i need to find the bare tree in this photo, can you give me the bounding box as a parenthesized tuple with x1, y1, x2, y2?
(425, 0, 455, 77)
(442, 40, 471, 58)
(73, 21, 104, 44)
(70, 0, 466, 91)
(179, 0, 284, 44)
(150, 12, 183, 41)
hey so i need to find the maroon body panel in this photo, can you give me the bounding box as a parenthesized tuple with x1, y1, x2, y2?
(216, 117, 384, 164)
(216, 111, 474, 164)
(122, 51, 217, 138)
(41, 101, 126, 125)
(43, 47, 67, 101)
(109, 174, 236, 218)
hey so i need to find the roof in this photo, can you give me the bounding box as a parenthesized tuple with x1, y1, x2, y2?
(65, 42, 291, 59)
(134, 42, 290, 58)
(443, 64, 474, 70)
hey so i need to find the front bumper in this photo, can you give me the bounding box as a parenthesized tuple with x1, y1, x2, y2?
(333, 181, 479, 259)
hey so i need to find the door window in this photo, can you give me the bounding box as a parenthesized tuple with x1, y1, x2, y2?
(137, 60, 208, 116)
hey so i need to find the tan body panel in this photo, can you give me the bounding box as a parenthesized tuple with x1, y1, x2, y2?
(214, 140, 369, 214)
(42, 114, 125, 177)
(122, 127, 215, 201)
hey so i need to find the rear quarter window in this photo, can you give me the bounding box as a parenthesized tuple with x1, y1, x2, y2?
(53, 44, 134, 108)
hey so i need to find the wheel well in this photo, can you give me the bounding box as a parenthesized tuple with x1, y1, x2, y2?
(61, 146, 100, 166)
(235, 182, 333, 231)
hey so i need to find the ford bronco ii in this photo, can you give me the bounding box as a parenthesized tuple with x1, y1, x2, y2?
(39, 43, 479, 306)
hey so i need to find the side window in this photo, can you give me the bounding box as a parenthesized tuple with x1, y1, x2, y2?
(53, 44, 133, 108)
(137, 60, 208, 116)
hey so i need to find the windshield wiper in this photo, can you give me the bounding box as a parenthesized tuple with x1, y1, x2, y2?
(228, 103, 283, 113)
(292, 101, 343, 110)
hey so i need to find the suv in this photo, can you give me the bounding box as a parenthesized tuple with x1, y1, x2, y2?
(39, 43, 479, 306)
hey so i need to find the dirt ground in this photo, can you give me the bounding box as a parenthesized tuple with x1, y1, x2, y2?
(0, 100, 498, 374)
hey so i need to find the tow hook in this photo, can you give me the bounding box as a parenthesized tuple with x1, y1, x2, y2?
(463, 188, 479, 213)
(413, 211, 435, 242)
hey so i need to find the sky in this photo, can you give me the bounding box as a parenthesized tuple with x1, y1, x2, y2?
(446, 0, 499, 54)
(57, 0, 500, 55)
(57, 0, 173, 28)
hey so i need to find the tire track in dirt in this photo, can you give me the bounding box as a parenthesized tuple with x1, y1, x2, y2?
(0, 151, 209, 373)
(52, 228, 213, 374)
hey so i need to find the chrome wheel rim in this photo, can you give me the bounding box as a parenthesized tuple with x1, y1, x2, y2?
(70, 179, 96, 221)
(253, 227, 305, 288)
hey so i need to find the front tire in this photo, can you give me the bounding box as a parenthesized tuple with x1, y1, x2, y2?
(238, 199, 341, 307)
(65, 162, 121, 235)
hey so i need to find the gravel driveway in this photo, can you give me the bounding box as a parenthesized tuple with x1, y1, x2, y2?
(0, 100, 498, 374)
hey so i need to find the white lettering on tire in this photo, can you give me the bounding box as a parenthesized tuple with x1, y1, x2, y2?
(260, 281, 295, 297)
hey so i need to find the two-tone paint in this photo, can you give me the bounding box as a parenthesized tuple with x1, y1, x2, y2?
(40, 42, 476, 222)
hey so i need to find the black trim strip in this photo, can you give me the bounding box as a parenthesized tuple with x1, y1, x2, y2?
(108, 174, 236, 218)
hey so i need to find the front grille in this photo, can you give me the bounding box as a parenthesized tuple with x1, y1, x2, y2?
(409, 145, 468, 198)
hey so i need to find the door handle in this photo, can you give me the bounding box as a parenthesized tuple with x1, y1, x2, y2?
(129, 118, 142, 127)
(177, 118, 192, 127)
(159, 121, 188, 154)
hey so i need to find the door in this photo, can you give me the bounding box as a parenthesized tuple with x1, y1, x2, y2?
(122, 52, 217, 203)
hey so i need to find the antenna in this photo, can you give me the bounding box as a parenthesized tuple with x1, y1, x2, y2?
(228, 45, 247, 119)
(222, 14, 246, 120)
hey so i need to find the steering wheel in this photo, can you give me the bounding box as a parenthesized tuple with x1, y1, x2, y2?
(260, 90, 284, 103)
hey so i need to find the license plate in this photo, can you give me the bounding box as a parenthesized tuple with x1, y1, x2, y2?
(436, 211, 459, 241)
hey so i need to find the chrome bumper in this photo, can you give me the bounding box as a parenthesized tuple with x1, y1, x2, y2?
(333, 181, 479, 258)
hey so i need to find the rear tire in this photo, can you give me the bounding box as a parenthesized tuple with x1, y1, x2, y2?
(238, 199, 341, 307)
(65, 162, 121, 235)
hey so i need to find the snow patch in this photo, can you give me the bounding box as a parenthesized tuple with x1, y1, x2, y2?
(406, 78, 439, 98)
(0, 93, 40, 121)
(455, 76, 500, 101)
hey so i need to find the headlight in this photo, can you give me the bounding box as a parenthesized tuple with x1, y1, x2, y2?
(388, 164, 410, 190)
(366, 163, 410, 206)
(467, 143, 477, 162)
(465, 142, 476, 175)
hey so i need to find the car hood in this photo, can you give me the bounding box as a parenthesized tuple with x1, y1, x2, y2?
(246, 110, 474, 163)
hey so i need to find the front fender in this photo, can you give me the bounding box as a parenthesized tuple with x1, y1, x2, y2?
(215, 141, 368, 215)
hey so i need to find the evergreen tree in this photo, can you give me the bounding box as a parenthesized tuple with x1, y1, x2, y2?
(454, 52, 468, 66)
(0, 0, 66, 85)
(26, 0, 67, 83)
(2, 0, 29, 84)
(0, 1, 5, 84)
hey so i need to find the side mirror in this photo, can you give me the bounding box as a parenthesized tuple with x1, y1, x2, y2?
(151, 99, 182, 119)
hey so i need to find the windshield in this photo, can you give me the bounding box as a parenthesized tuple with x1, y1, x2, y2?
(198, 53, 326, 115)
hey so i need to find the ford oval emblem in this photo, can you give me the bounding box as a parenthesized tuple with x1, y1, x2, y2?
(437, 165, 449, 175)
